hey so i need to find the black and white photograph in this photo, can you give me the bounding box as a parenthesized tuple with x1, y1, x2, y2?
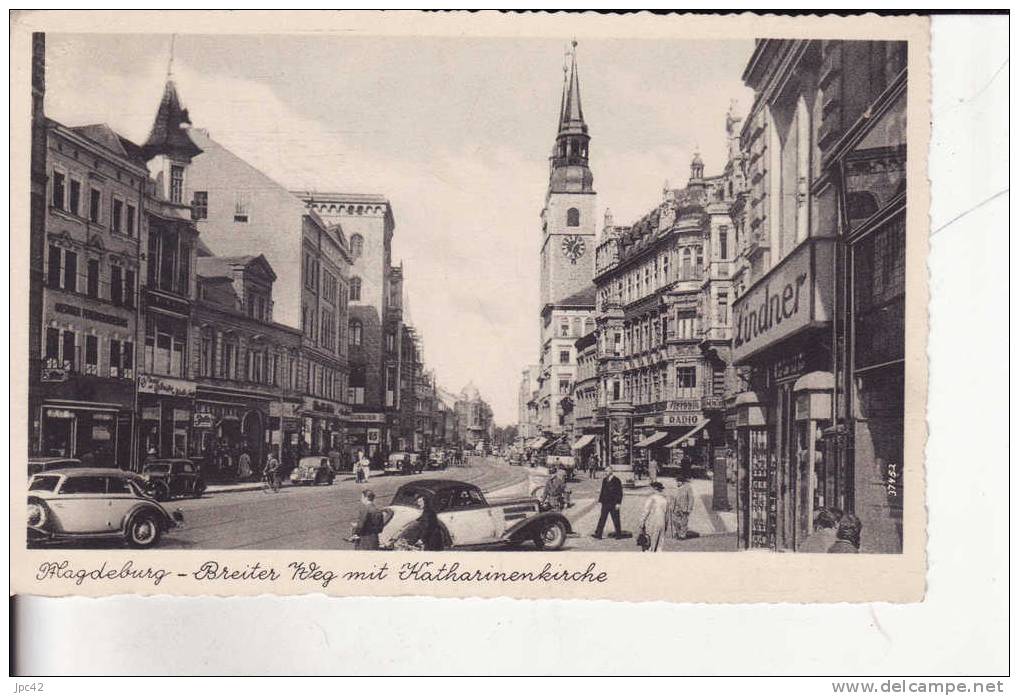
(8, 7, 1012, 683)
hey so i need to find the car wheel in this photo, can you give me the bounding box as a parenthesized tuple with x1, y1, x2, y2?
(126, 513, 162, 549)
(533, 520, 567, 550)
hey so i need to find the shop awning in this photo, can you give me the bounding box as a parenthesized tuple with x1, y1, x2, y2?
(634, 431, 670, 448)
(527, 437, 548, 450)
(571, 434, 597, 450)
(665, 418, 711, 448)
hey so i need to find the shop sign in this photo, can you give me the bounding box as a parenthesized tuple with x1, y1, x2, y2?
(666, 399, 701, 412)
(349, 412, 386, 424)
(54, 302, 129, 328)
(40, 368, 67, 383)
(732, 239, 833, 364)
(138, 374, 196, 398)
(303, 397, 338, 414)
(771, 352, 806, 382)
(194, 413, 215, 429)
(141, 406, 160, 421)
(663, 412, 703, 427)
(367, 429, 381, 444)
(702, 396, 724, 410)
(44, 408, 76, 419)
(269, 401, 301, 418)
(144, 289, 191, 316)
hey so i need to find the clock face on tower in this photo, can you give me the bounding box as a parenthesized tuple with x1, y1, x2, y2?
(561, 235, 586, 264)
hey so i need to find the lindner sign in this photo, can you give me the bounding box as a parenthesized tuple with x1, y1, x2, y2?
(732, 238, 833, 364)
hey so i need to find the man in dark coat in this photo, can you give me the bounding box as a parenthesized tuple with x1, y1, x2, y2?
(592, 468, 624, 539)
(351, 489, 390, 550)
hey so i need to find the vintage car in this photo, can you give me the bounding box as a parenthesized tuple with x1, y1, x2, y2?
(27, 467, 184, 548)
(385, 452, 416, 476)
(290, 456, 336, 485)
(427, 449, 447, 470)
(378, 479, 572, 551)
(141, 458, 206, 500)
(28, 457, 82, 477)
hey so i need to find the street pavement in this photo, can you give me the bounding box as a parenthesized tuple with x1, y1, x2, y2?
(47, 456, 737, 551)
(552, 467, 739, 553)
(158, 456, 530, 550)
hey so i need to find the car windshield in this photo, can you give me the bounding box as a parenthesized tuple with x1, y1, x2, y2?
(145, 464, 171, 474)
(28, 475, 60, 492)
(391, 488, 428, 508)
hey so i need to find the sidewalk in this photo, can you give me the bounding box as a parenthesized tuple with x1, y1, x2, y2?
(204, 475, 356, 495)
(561, 474, 738, 552)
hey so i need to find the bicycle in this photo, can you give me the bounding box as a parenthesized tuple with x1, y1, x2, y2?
(262, 468, 281, 493)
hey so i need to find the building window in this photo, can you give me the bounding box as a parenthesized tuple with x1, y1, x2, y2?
(89, 188, 101, 224)
(386, 331, 396, 353)
(199, 333, 214, 377)
(143, 314, 187, 378)
(192, 191, 208, 220)
(223, 341, 237, 380)
(559, 379, 570, 395)
(44, 327, 59, 365)
(124, 269, 135, 308)
(69, 179, 81, 215)
(126, 204, 136, 237)
(675, 312, 697, 340)
(109, 339, 121, 377)
(46, 245, 61, 288)
(86, 259, 99, 298)
(349, 320, 362, 347)
(350, 234, 364, 259)
(559, 350, 570, 364)
(322, 271, 337, 305)
(718, 227, 729, 260)
(717, 291, 729, 324)
(51, 171, 65, 210)
(84, 335, 99, 376)
(111, 197, 123, 234)
(178, 243, 191, 297)
(676, 366, 697, 398)
(169, 165, 184, 204)
(567, 207, 580, 227)
(63, 250, 77, 292)
(59, 330, 76, 371)
(234, 192, 250, 223)
(350, 276, 361, 301)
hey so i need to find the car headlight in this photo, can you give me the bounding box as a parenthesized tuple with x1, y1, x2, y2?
(27, 502, 47, 528)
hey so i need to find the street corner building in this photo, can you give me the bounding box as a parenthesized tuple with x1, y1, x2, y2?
(517, 38, 909, 554)
(26, 35, 471, 484)
(728, 39, 907, 554)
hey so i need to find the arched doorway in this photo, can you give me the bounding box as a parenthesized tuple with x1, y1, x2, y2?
(241, 410, 265, 471)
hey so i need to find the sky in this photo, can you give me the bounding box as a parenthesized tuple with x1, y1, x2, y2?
(43, 33, 754, 425)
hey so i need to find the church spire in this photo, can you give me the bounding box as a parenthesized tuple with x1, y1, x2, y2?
(548, 39, 593, 195)
(558, 39, 586, 135)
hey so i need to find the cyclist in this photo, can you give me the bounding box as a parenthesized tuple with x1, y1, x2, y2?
(264, 450, 281, 492)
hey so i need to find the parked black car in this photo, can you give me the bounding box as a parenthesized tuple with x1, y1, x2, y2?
(141, 458, 206, 500)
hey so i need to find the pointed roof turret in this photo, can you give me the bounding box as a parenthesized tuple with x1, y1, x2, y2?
(142, 38, 201, 161)
(558, 39, 587, 136)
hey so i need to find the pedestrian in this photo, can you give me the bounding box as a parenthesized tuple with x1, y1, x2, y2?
(648, 455, 658, 484)
(350, 489, 391, 550)
(355, 450, 370, 484)
(542, 468, 568, 510)
(589, 452, 599, 479)
(667, 473, 696, 540)
(828, 513, 862, 553)
(592, 467, 624, 539)
(799, 507, 842, 553)
(237, 447, 252, 480)
(403, 494, 444, 550)
(639, 481, 669, 552)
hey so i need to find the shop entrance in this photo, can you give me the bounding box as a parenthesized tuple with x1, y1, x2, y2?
(241, 410, 265, 468)
(41, 410, 75, 457)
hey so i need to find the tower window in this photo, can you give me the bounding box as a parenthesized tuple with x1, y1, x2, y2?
(350, 234, 364, 259)
(567, 208, 580, 227)
(350, 276, 362, 301)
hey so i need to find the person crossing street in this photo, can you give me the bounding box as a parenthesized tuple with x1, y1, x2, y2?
(592, 467, 624, 539)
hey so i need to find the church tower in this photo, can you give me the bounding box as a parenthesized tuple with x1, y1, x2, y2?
(540, 41, 596, 310)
